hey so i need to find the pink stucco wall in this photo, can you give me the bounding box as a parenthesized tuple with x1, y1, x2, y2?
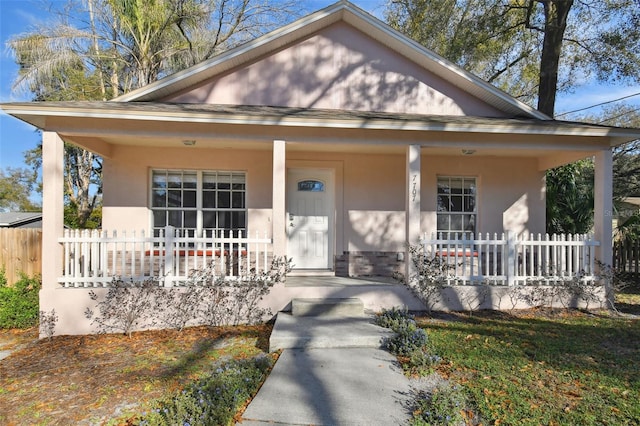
(165, 22, 506, 117)
(101, 147, 545, 254)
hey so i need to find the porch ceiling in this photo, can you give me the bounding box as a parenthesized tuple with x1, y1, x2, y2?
(82, 132, 595, 160)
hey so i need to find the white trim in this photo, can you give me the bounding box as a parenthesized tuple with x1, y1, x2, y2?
(286, 167, 336, 270)
(3, 104, 633, 139)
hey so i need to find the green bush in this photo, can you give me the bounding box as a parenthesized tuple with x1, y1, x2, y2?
(383, 321, 429, 356)
(136, 355, 273, 426)
(412, 383, 470, 426)
(376, 307, 429, 357)
(376, 307, 441, 374)
(0, 271, 41, 329)
(374, 306, 415, 329)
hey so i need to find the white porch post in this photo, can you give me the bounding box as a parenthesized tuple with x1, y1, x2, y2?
(272, 140, 287, 257)
(405, 144, 421, 281)
(594, 148, 614, 306)
(41, 131, 65, 291)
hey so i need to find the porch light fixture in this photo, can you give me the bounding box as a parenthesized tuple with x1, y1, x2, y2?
(182, 140, 196, 146)
(461, 149, 476, 155)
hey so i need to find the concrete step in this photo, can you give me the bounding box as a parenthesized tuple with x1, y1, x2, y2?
(269, 312, 394, 351)
(291, 297, 364, 317)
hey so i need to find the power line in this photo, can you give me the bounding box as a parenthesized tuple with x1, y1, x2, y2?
(597, 105, 640, 124)
(555, 91, 640, 117)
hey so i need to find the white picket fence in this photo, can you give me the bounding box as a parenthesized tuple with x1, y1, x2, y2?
(421, 232, 600, 285)
(59, 226, 272, 287)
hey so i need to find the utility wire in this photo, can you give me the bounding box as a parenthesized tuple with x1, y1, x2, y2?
(555, 90, 640, 117)
(597, 105, 640, 124)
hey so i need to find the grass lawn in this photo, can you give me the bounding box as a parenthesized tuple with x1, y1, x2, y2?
(417, 304, 640, 425)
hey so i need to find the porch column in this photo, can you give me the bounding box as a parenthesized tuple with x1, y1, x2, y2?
(594, 148, 614, 306)
(41, 131, 65, 291)
(272, 140, 286, 257)
(405, 144, 421, 281)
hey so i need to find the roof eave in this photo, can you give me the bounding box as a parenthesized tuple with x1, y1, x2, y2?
(2, 103, 633, 141)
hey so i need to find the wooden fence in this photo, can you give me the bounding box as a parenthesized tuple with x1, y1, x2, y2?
(0, 228, 42, 285)
(613, 237, 640, 276)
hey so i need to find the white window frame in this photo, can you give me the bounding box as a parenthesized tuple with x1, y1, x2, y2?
(436, 176, 477, 239)
(150, 169, 247, 237)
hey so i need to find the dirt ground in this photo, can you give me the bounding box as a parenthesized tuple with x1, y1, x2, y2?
(0, 325, 272, 425)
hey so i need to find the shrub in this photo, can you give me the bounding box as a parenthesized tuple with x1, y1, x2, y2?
(39, 308, 58, 340)
(412, 383, 470, 426)
(85, 256, 292, 336)
(0, 272, 41, 329)
(85, 277, 160, 337)
(377, 307, 441, 374)
(406, 243, 453, 313)
(195, 256, 292, 327)
(405, 350, 442, 376)
(155, 284, 202, 332)
(383, 321, 429, 357)
(136, 355, 273, 426)
(377, 307, 429, 357)
(374, 306, 415, 330)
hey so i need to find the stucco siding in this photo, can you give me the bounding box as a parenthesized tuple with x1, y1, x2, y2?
(101, 145, 274, 234)
(101, 147, 544, 250)
(166, 23, 506, 117)
(421, 155, 546, 237)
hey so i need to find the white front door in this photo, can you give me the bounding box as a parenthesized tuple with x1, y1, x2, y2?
(286, 169, 333, 270)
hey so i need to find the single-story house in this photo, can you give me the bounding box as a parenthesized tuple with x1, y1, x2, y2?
(0, 212, 43, 228)
(2, 1, 640, 335)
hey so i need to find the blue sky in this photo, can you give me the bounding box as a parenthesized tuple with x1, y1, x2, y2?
(1, 0, 639, 173)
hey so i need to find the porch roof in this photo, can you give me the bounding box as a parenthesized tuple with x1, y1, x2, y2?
(3, 101, 640, 147)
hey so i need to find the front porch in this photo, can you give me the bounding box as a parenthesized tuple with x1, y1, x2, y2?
(58, 226, 601, 289)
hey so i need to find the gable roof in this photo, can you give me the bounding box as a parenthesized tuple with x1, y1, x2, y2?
(113, 1, 548, 120)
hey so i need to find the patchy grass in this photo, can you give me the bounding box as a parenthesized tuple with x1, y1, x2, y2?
(416, 309, 640, 425)
(0, 325, 273, 425)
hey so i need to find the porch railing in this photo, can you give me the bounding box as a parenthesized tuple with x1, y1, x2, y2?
(421, 232, 600, 285)
(59, 226, 272, 288)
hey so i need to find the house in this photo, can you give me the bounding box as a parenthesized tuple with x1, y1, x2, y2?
(2, 1, 640, 335)
(0, 212, 42, 228)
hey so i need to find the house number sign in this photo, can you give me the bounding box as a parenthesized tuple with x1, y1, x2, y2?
(412, 174, 418, 201)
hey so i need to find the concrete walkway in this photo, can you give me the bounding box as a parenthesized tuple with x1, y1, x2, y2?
(238, 312, 418, 425)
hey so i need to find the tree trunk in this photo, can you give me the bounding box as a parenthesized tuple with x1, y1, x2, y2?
(537, 0, 573, 117)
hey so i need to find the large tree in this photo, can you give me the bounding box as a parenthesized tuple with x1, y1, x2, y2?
(546, 104, 640, 234)
(8, 0, 299, 227)
(0, 168, 39, 212)
(386, 0, 640, 116)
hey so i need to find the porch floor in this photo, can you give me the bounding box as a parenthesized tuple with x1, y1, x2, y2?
(284, 275, 398, 287)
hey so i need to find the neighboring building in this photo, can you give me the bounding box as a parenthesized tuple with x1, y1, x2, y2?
(0, 212, 43, 228)
(2, 1, 640, 335)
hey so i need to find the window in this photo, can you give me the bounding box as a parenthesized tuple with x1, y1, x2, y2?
(437, 176, 476, 238)
(151, 170, 246, 237)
